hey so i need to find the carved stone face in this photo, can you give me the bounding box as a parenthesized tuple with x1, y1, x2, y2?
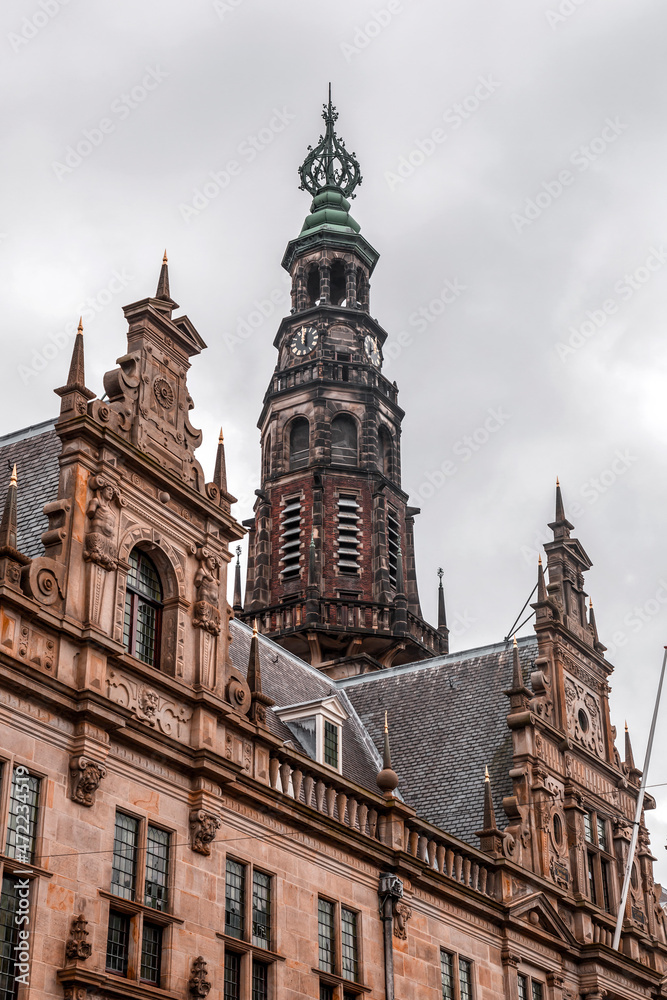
(101, 485, 115, 501)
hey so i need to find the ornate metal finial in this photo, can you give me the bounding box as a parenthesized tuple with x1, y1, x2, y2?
(437, 567, 444, 582)
(235, 544, 241, 562)
(163, 249, 168, 264)
(298, 83, 363, 199)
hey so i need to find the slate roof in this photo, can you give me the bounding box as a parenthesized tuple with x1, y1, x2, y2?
(338, 636, 539, 846)
(0, 419, 60, 558)
(229, 618, 382, 792)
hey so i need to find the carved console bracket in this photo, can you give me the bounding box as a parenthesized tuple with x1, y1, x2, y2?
(189, 957, 212, 999)
(189, 809, 221, 856)
(65, 914, 92, 962)
(69, 756, 107, 807)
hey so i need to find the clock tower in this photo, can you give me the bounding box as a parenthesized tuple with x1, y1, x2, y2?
(239, 89, 448, 676)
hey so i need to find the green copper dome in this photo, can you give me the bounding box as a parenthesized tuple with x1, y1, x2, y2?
(300, 186, 361, 234)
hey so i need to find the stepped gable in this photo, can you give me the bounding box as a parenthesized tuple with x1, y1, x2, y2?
(0, 419, 60, 557)
(339, 635, 539, 845)
(229, 617, 381, 790)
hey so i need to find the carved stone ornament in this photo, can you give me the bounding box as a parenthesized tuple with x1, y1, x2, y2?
(188, 956, 211, 999)
(69, 756, 107, 807)
(107, 670, 192, 738)
(564, 675, 604, 758)
(193, 547, 221, 635)
(393, 900, 413, 939)
(189, 809, 221, 855)
(153, 377, 175, 410)
(83, 476, 125, 571)
(65, 914, 92, 961)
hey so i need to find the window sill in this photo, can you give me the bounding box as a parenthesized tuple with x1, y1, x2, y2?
(314, 969, 371, 994)
(2, 855, 53, 879)
(216, 932, 286, 962)
(99, 889, 183, 924)
(57, 967, 181, 1000)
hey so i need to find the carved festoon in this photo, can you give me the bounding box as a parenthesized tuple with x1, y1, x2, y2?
(69, 756, 107, 807)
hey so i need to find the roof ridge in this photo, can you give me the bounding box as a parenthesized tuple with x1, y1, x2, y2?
(337, 634, 538, 688)
(0, 417, 57, 446)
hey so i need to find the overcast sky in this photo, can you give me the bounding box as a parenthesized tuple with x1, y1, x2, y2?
(4, 0, 667, 878)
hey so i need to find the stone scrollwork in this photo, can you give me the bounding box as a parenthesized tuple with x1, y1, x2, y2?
(188, 957, 212, 999)
(22, 556, 65, 607)
(65, 914, 92, 961)
(83, 476, 125, 571)
(189, 809, 221, 856)
(193, 546, 221, 635)
(564, 675, 604, 758)
(69, 756, 107, 806)
(106, 670, 191, 738)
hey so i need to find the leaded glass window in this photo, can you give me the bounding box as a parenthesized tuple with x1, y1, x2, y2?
(341, 907, 358, 981)
(440, 950, 454, 1000)
(5, 768, 40, 864)
(324, 721, 339, 769)
(0, 878, 19, 1000)
(110, 812, 138, 901)
(318, 899, 335, 973)
(145, 826, 169, 911)
(251, 961, 268, 1000)
(140, 923, 162, 984)
(225, 860, 245, 939)
(517, 974, 528, 1000)
(459, 957, 473, 1000)
(106, 911, 130, 976)
(224, 951, 241, 1000)
(252, 870, 271, 948)
(124, 549, 162, 667)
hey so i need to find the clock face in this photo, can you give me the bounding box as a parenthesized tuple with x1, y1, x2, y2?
(290, 325, 319, 357)
(364, 334, 381, 366)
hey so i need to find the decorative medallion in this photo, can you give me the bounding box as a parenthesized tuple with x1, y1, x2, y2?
(153, 377, 175, 409)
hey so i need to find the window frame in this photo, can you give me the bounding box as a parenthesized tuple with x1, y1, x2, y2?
(218, 856, 281, 1000)
(275, 697, 347, 774)
(582, 808, 614, 913)
(517, 971, 544, 1000)
(123, 548, 163, 669)
(440, 948, 475, 1000)
(316, 896, 367, 997)
(103, 809, 175, 988)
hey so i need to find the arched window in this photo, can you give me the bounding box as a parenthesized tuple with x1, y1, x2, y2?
(331, 414, 358, 467)
(379, 426, 393, 478)
(123, 549, 163, 667)
(330, 260, 347, 306)
(307, 266, 320, 306)
(263, 432, 272, 480)
(289, 418, 310, 470)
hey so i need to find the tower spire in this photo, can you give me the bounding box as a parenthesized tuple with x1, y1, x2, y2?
(511, 636, 522, 690)
(0, 465, 18, 551)
(475, 766, 504, 855)
(156, 249, 170, 300)
(625, 720, 635, 771)
(214, 427, 228, 494)
(537, 554, 547, 603)
(55, 318, 95, 411)
(437, 567, 447, 631)
(549, 477, 574, 540)
(233, 545, 243, 612)
(247, 623, 275, 725)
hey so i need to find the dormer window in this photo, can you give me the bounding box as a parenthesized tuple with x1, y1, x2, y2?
(275, 696, 348, 774)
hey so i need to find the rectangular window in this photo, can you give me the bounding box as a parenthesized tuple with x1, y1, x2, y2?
(440, 950, 454, 1000)
(587, 851, 597, 905)
(601, 860, 611, 913)
(458, 958, 473, 1000)
(337, 495, 361, 575)
(0, 877, 19, 1000)
(110, 813, 138, 901)
(106, 911, 130, 976)
(323, 721, 339, 769)
(280, 496, 302, 580)
(531, 983, 544, 1000)
(318, 899, 335, 973)
(251, 961, 268, 1000)
(596, 817, 607, 850)
(144, 825, 169, 911)
(319, 986, 334, 1000)
(6, 768, 40, 864)
(341, 907, 358, 982)
(225, 860, 246, 939)
(223, 951, 241, 1000)
(140, 923, 162, 985)
(252, 870, 271, 948)
(583, 811, 594, 843)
